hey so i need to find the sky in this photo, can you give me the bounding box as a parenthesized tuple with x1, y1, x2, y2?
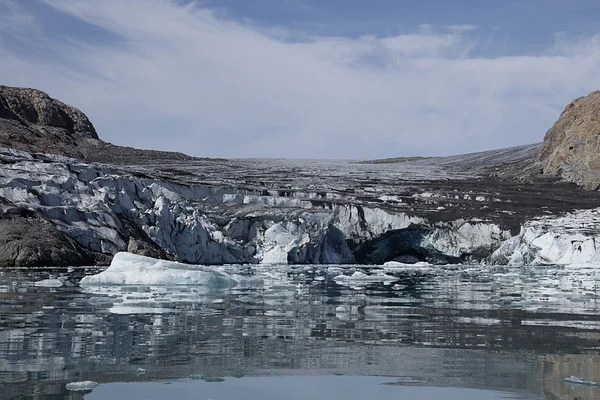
(0, 0, 599, 159)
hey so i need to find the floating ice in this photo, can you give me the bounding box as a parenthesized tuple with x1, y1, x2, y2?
(334, 270, 398, 287)
(66, 380, 98, 391)
(563, 376, 600, 386)
(79, 252, 261, 287)
(33, 278, 63, 287)
(383, 261, 431, 268)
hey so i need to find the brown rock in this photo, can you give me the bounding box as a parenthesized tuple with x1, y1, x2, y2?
(0, 85, 97, 137)
(0, 85, 98, 158)
(538, 90, 600, 189)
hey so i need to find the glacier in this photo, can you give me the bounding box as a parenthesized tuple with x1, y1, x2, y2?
(2, 145, 600, 267)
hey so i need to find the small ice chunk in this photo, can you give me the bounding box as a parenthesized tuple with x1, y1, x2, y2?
(334, 271, 397, 287)
(33, 279, 63, 288)
(66, 381, 98, 391)
(563, 376, 600, 386)
(383, 261, 430, 268)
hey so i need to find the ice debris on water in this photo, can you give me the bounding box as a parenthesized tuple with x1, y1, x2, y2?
(334, 271, 398, 287)
(563, 376, 600, 386)
(33, 278, 63, 288)
(65, 380, 98, 391)
(80, 252, 262, 287)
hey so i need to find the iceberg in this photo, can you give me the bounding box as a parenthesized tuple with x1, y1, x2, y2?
(79, 252, 261, 287)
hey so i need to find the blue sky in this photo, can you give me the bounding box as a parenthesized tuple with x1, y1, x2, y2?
(1, 0, 599, 159)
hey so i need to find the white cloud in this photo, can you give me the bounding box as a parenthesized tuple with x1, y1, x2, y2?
(0, 0, 599, 159)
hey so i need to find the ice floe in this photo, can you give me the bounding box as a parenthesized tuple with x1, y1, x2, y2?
(66, 380, 98, 391)
(79, 252, 262, 287)
(333, 270, 399, 287)
(563, 376, 600, 387)
(33, 279, 64, 288)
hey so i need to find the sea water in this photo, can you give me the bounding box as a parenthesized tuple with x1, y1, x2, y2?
(1, 262, 599, 399)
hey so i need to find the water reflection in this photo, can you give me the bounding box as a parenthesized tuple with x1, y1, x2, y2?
(0, 264, 599, 399)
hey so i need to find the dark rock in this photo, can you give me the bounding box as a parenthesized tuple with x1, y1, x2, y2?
(0, 85, 97, 158)
(127, 238, 168, 260)
(0, 85, 211, 164)
(0, 216, 95, 268)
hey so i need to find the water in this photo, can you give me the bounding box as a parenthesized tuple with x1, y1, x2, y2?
(1, 263, 600, 399)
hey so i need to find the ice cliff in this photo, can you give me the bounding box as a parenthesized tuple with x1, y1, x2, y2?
(490, 208, 600, 265)
(0, 147, 521, 266)
(3, 145, 600, 267)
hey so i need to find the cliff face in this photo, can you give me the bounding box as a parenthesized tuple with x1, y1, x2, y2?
(538, 90, 600, 190)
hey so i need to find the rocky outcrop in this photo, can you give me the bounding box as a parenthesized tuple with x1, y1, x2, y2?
(0, 215, 95, 268)
(0, 85, 195, 164)
(538, 90, 600, 190)
(0, 85, 98, 158)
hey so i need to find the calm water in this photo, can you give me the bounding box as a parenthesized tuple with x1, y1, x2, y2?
(1, 263, 600, 400)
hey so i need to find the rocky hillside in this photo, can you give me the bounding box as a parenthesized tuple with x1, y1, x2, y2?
(0, 85, 195, 163)
(538, 90, 600, 190)
(0, 85, 98, 158)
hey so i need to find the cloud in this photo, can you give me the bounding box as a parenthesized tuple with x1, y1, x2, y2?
(0, 0, 39, 39)
(0, 0, 599, 159)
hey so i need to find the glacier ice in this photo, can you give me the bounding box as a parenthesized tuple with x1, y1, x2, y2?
(4, 147, 600, 267)
(0, 148, 522, 266)
(334, 270, 399, 288)
(490, 208, 600, 265)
